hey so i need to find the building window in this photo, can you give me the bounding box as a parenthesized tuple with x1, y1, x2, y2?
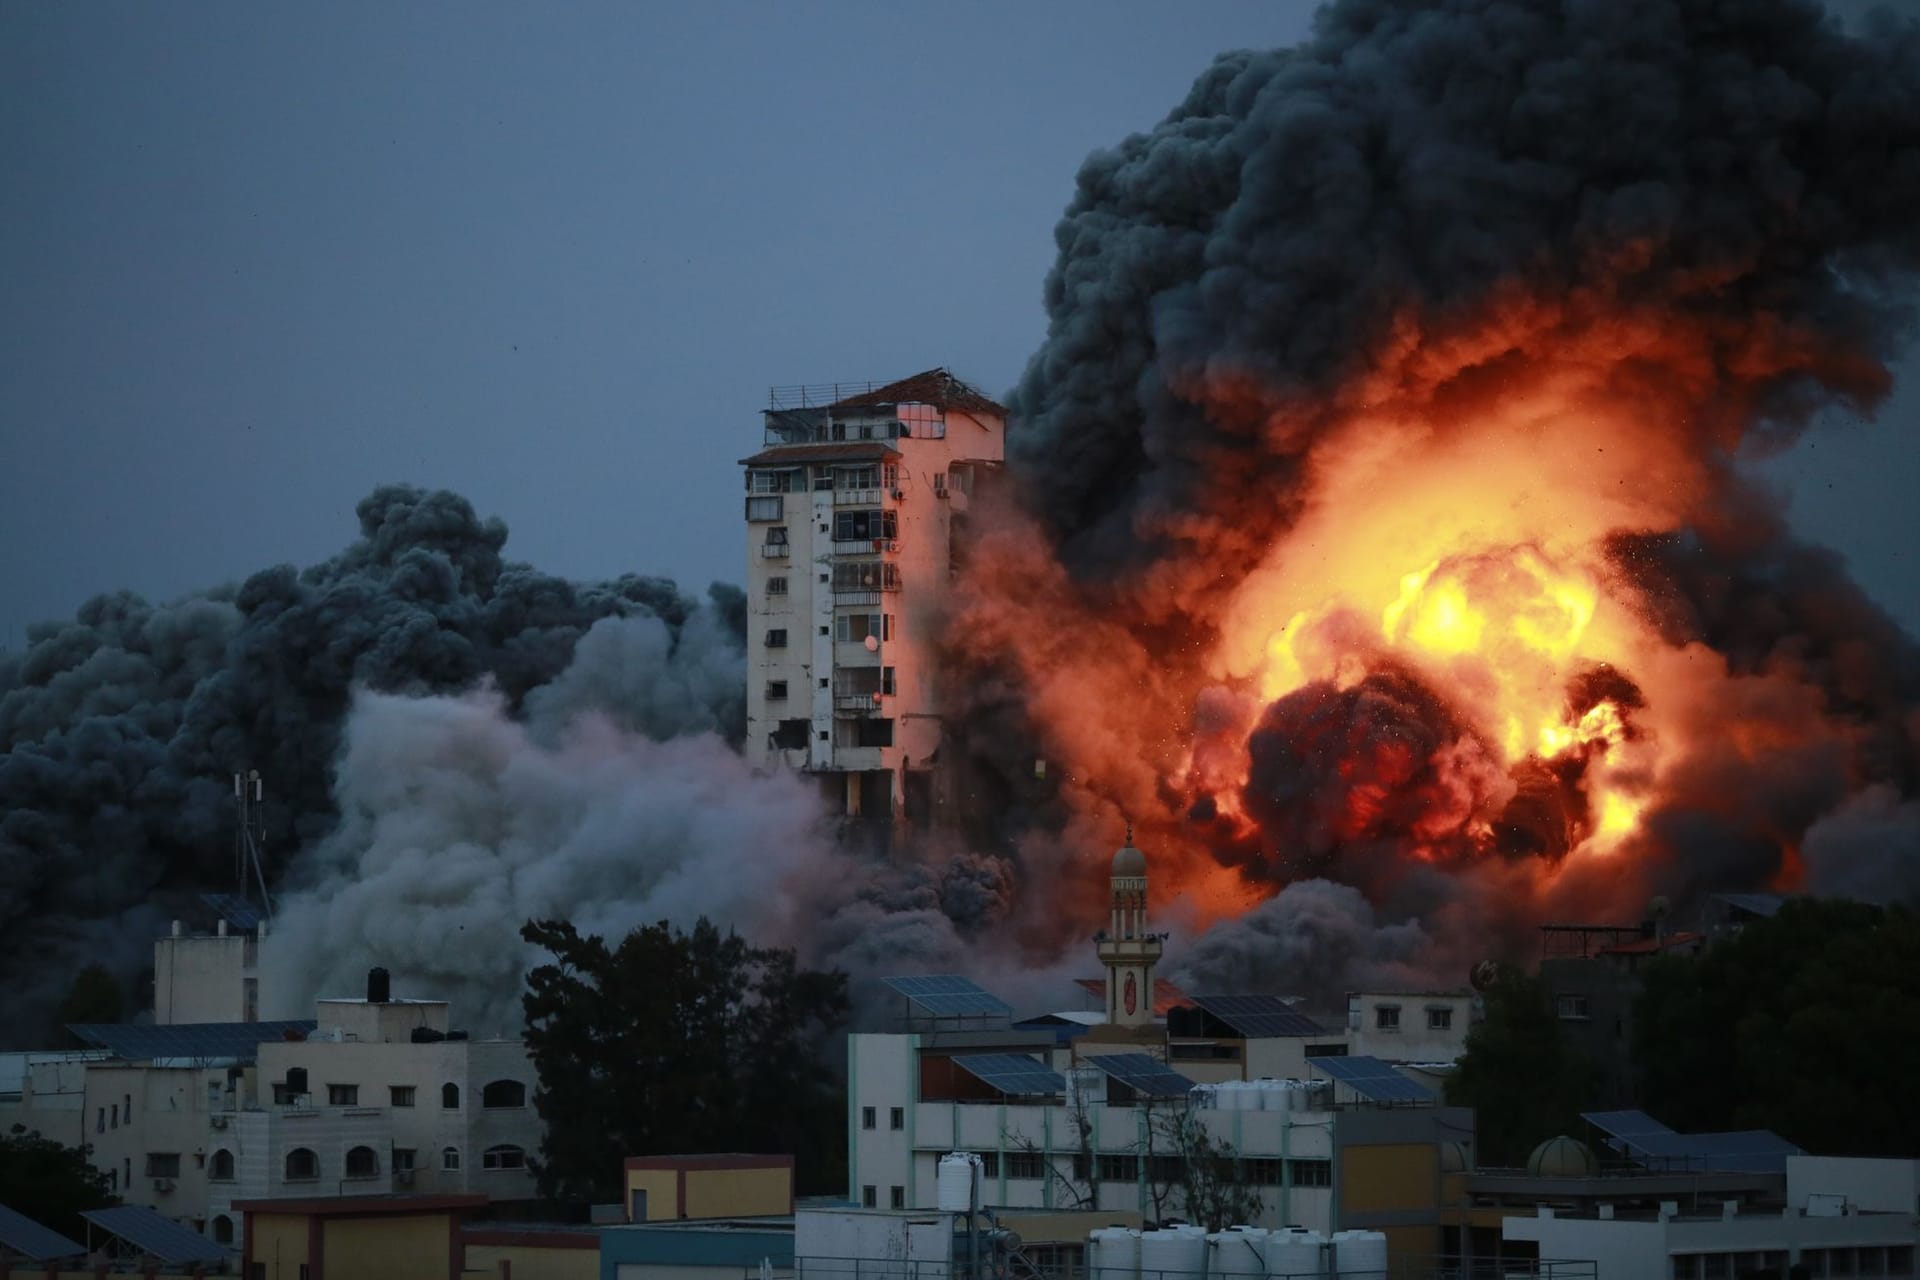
(837, 465, 879, 490)
(209, 1149, 235, 1182)
(211, 1215, 234, 1245)
(1556, 994, 1591, 1021)
(124, 1093, 132, 1121)
(96, 1107, 103, 1134)
(327, 1084, 359, 1106)
(836, 613, 884, 643)
(1288, 1159, 1332, 1187)
(393, 1147, 417, 1172)
(1097, 1155, 1138, 1182)
(344, 1145, 380, 1179)
(855, 718, 894, 748)
(767, 680, 788, 700)
(145, 1153, 182, 1179)
(482, 1145, 526, 1171)
(746, 495, 784, 522)
(978, 1152, 998, 1177)
(390, 1085, 415, 1107)
(1006, 1151, 1046, 1180)
(748, 470, 797, 494)
(765, 628, 788, 648)
(890, 1186, 905, 1209)
(1242, 1158, 1283, 1185)
(766, 575, 788, 595)
(861, 1185, 877, 1208)
(1375, 1005, 1401, 1031)
(831, 562, 901, 592)
(861, 1106, 876, 1130)
(482, 1080, 527, 1109)
(442, 1146, 461, 1171)
(442, 1083, 460, 1109)
(889, 1106, 904, 1131)
(1427, 1007, 1453, 1031)
(881, 666, 896, 696)
(772, 719, 809, 749)
(1304, 1043, 1348, 1058)
(109, 1104, 118, 1129)
(833, 509, 898, 542)
(285, 1147, 319, 1182)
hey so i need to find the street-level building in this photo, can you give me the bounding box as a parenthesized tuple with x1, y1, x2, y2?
(742, 369, 1006, 826)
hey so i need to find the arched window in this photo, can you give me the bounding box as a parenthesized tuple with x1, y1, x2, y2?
(441, 1146, 461, 1171)
(481, 1144, 526, 1171)
(284, 1147, 318, 1181)
(344, 1145, 380, 1179)
(211, 1215, 234, 1245)
(480, 1079, 526, 1109)
(209, 1149, 235, 1181)
(441, 1082, 460, 1109)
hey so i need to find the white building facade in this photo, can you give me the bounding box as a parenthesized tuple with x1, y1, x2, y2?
(743, 369, 1005, 824)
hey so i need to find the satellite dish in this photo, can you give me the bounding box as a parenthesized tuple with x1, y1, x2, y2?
(863, 635, 879, 652)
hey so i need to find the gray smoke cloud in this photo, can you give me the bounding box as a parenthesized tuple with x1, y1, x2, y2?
(971, 0, 1920, 975)
(1167, 879, 1440, 1000)
(0, 486, 747, 1046)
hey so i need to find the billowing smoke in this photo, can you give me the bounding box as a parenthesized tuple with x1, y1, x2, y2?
(0, 487, 751, 1044)
(956, 0, 1920, 985)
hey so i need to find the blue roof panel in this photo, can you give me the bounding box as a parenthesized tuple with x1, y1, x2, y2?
(67, 1021, 315, 1063)
(1308, 1054, 1437, 1103)
(951, 1053, 1065, 1096)
(1085, 1053, 1198, 1098)
(881, 975, 1011, 1018)
(1189, 994, 1326, 1038)
(80, 1206, 230, 1264)
(0, 1203, 85, 1260)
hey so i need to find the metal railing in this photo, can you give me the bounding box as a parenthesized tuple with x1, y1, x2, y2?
(750, 1261, 1598, 1280)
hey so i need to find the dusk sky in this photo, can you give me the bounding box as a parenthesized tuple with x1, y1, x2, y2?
(3, 0, 1915, 647)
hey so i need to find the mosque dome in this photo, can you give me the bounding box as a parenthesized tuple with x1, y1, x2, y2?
(1112, 834, 1146, 878)
(1439, 1141, 1471, 1174)
(1527, 1136, 1598, 1177)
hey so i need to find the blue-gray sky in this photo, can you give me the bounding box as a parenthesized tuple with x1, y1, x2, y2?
(3, 0, 1915, 646)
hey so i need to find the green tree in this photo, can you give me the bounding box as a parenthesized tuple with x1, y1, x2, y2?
(1636, 899, 1920, 1155)
(520, 917, 848, 1202)
(1153, 1106, 1265, 1231)
(0, 1126, 117, 1240)
(1446, 972, 1593, 1167)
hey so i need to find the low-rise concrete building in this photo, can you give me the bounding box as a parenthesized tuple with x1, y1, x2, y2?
(235, 1193, 485, 1280)
(623, 1154, 794, 1222)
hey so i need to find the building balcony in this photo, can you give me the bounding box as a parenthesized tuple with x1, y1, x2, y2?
(834, 693, 883, 716)
(834, 487, 883, 506)
(831, 539, 897, 557)
(757, 543, 790, 559)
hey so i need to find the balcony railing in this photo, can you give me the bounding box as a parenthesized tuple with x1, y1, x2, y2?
(834, 487, 883, 506)
(758, 543, 790, 559)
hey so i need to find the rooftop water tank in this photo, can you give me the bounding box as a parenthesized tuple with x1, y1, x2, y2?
(1331, 1229, 1387, 1278)
(936, 1152, 982, 1212)
(1088, 1227, 1141, 1280)
(1205, 1227, 1269, 1279)
(1139, 1225, 1206, 1280)
(1264, 1228, 1325, 1280)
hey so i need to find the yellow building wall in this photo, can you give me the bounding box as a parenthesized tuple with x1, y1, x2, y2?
(684, 1167, 789, 1218)
(323, 1212, 451, 1280)
(466, 1243, 599, 1280)
(251, 1212, 311, 1280)
(626, 1167, 680, 1220)
(1380, 1223, 1440, 1260)
(1341, 1143, 1439, 1213)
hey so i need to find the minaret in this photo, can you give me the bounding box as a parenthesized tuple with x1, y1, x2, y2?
(1096, 824, 1162, 1027)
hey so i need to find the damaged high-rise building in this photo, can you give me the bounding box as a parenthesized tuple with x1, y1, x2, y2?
(741, 369, 1005, 827)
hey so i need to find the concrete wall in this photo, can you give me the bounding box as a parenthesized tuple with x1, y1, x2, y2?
(250, 1210, 312, 1280)
(1345, 993, 1472, 1063)
(324, 1211, 454, 1279)
(155, 931, 256, 1024)
(685, 1168, 789, 1219)
(468, 1240, 600, 1280)
(82, 1063, 229, 1220)
(627, 1167, 678, 1221)
(1787, 1155, 1920, 1214)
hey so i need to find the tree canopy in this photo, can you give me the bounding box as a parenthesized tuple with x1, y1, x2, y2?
(520, 917, 848, 1202)
(1635, 899, 1920, 1156)
(1445, 971, 1593, 1167)
(0, 1126, 116, 1241)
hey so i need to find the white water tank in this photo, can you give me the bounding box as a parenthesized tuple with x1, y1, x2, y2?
(1190, 1082, 1222, 1110)
(1331, 1229, 1388, 1278)
(936, 1152, 982, 1212)
(1264, 1228, 1325, 1280)
(1205, 1227, 1269, 1279)
(1088, 1227, 1141, 1280)
(1139, 1224, 1206, 1280)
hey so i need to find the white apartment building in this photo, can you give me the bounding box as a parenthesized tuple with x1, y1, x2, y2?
(1345, 991, 1475, 1063)
(850, 838, 1469, 1241)
(155, 916, 262, 1025)
(743, 368, 1006, 824)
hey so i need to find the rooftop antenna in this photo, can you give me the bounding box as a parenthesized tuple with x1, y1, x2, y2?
(233, 769, 274, 924)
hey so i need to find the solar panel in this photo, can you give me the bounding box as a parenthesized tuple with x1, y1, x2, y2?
(67, 1021, 316, 1063)
(0, 1203, 85, 1260)
(1309, 1054, 1437, 1103)
(951, 1053, 1066, 1096)
(1189, 994, 1326, 1038)
(1583, 1112, 1801, 1172)
(1084, 1053, 1199, 1098)
(199, 892, 263, 930)
(880, 975, 1013, 1018)
(80, 1206, 231, 1264)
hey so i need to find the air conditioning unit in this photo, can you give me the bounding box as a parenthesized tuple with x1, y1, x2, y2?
(153, 1178, 175, 1193)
